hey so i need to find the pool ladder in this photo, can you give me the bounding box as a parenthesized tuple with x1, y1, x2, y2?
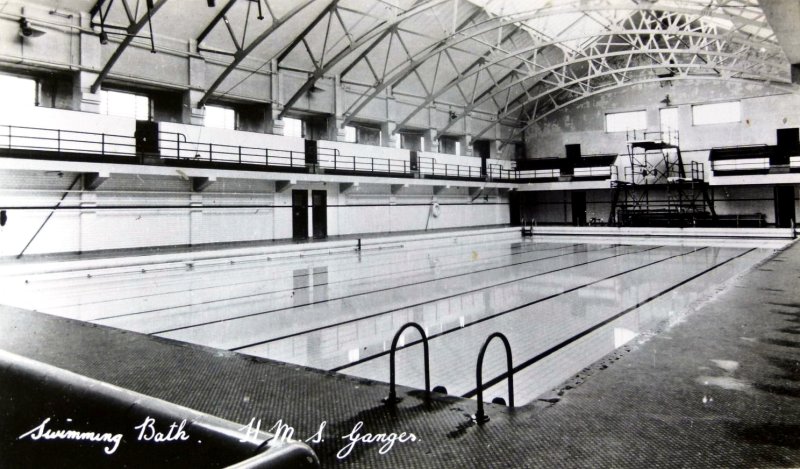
(383, 322, 514, 425)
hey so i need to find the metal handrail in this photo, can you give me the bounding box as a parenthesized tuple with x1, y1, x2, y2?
(1, 124, 137, 157)
(383, 322, 430, 405)
(1, 123, 617, 184)
(473, 332, 514, 424)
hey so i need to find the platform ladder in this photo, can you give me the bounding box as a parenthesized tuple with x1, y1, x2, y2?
(609, 129, 716, 227)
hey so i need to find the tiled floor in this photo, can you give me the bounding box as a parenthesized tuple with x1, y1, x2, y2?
(0, 235, 778, 405)
(0, 232, 799, 468)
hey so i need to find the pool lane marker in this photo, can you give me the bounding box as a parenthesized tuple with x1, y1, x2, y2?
(329, 245, 705, 373)
(459, 247, 757, 400)
(40, 236, 559, 311)
(89, 242, 585, 322)
(229, 245, 663, 353)
(144, 244, 620, 334)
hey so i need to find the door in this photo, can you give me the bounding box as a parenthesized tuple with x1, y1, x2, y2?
(292, 190, 308, 240)
(774, 185, 796, 228)
(572, 191, 587, 226)
(312, 190, 327, 239)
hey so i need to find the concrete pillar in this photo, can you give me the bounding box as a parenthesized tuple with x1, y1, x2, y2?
(78, 192, 97, 253)
(269, 61, 284, 135)
(78, 13, 102, 113)
(329, 116, 346, 142)
(186, 50, 206, 125)
(189, 194, 202, 246)
(461, 135, 472, 157)
(381, 121, 398, 148)
(423, 128, 438, 153)
(491, 139, 502, 159)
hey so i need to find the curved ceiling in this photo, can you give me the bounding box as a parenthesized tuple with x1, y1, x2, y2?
(40, 1, 797, 139)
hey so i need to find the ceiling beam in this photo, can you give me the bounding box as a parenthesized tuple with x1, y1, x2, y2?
(90, 0, 169, 93)
(277, 0, 451, 119)
(198, 0, 317, 108)
(340, 3, 780, 128)
(196, 0, 238, 46)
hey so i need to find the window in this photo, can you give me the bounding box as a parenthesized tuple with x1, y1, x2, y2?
(343, 125, 356, 143)
(284, 117, 303, 138)
(400, 132, 423, 151)
(659, 107, 678, 132)
(0, 74, 37, 109)
(605, 110, 647, 132)
(100, 89, 150, 120)
(692, 101, 740, 126)
(356, 126, 381, 146)
(204, 105, 236, 129)
(439, 136, 461, 155)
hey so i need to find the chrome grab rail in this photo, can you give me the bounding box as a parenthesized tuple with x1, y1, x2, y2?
(473, 332, 514, 424)
(383, 322, 430, 405)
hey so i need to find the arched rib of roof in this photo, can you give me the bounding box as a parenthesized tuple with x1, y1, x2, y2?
(432, 45, 787, 136)
(338, 2, 779, 128)
(471, 71, 796, 146)
(398, 27, 783, 134)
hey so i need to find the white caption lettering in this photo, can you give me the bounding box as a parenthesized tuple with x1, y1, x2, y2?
(337, 421, 417, 459)
(134, 417, 190, 443)
(18, 418, 123, 455)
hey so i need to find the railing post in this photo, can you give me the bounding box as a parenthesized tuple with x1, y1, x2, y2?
(371, 158, 374, 173)
(209, 143, 213, 162)
(101, 133, 105, 156)
(265, 148, 269, 166)
(176, 135, 180, 159)
(473, 332, 514, 424)
(7, 125, 10, 149)
(238, 145, 242, 164)
(383, 322, 431, 405)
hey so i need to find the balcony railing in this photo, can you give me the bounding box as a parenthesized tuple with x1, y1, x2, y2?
(0, 124, 618, 184)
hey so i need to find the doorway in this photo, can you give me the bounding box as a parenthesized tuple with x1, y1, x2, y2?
(292, 190, 308, 240)
(774, 185, 796, 228)
(572, 191, 587, 226)
(312, 190, 327, 239)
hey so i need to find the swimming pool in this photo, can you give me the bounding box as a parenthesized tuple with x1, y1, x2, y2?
(0, 233, 780, 406)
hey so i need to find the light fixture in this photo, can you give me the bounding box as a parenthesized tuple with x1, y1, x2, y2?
(660, 94, 672, 106)
(19, 18, 46, 38)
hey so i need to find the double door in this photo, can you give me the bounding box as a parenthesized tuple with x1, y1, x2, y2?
(292, 190, 327, 240)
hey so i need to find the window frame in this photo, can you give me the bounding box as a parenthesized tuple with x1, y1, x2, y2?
(99, 88, 152, 121)
(691, 101, 741, 126)
(203, 104, 237, 130)
(605, 110, 647, 133)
